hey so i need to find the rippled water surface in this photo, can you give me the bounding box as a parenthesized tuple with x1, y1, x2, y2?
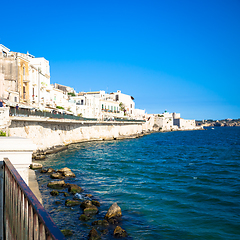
(36, 127, 240, 239)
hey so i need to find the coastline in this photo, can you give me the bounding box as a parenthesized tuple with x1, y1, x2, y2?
(32, 127, 240, 240)
(32, 127, 204, 159)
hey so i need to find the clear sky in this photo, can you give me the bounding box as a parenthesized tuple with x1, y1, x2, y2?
(1, 0, 240, 120)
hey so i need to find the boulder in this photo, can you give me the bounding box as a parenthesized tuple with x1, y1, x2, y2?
(113, 226, 127, 238)
(88, 227, 101, 240)
(65, 200, 82, 207)
(57, 167, 76, 177)
(91, 200, 100, 207)
(92, 220, 109, 226)
(80, 200, 93, 209)
(61, 229, 73, 236)
(40, 169, 48, 173)
(104, 203, 122, 219)
(50, 172, 64, 179)
(85, 194, 93, 198)
(57, 167, 71, 173)
(67, 184, 83, 194)
(79, 214, 91, 221)
(108, 218, 118, 225)
(64, 192, 70, 197)
(50, 190, 59, 196)
(47, 168, 56, 173)
(84, 206, 98, 215)
(100, 229, 108, 235)
(47, 180, 66, 189)
(35, 155, 46, 160)
(29, 163, 42, 170)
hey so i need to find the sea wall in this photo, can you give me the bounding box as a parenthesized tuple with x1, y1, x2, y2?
(8, 117, 146, 151)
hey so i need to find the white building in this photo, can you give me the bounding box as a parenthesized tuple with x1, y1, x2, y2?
(154, 112, 174, 131)
(110, 90, 135, 117)
(152, 111, 196, 131)
(173, 113, 196, 130)
(29, 57, 51, 109)
(133, 108, 146, 120)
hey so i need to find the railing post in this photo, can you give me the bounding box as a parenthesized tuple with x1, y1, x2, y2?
(0, 160, 4, 240)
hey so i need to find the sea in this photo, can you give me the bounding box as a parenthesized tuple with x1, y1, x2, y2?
(35, 127, 240, 240)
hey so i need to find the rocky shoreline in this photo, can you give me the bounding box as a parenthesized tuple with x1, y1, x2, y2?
(32, 130, 152, 160)
(32, 127, 203, 160)
(32, 165, 128, 239)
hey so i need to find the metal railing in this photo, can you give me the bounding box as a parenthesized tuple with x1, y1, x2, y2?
(1, 158, 66, 240)
(9, 107, 97, 121)
(8, 107, 145, 123)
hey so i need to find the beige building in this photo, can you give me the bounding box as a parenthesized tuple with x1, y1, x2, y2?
(0, 44, 19, 103)
(0, 44, 51, 108)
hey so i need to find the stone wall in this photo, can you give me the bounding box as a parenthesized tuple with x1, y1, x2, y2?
(9, 117, 146, 150)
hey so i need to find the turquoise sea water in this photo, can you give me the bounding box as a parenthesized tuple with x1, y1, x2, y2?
(36, 127, 240, 240)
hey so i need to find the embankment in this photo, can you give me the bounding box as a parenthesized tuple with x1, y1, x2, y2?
(8, 117, 147, 152)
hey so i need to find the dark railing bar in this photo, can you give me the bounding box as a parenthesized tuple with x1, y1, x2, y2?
(3, 158, 66, 240)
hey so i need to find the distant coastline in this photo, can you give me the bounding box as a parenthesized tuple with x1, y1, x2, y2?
(196, 118, 240, 127)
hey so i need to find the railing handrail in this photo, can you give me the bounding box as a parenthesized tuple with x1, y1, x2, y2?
(8, 107, 146, 123)
(3, 158, 66, 240)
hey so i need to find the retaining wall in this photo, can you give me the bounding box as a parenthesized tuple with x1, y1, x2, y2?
(9, 117, 146, 150)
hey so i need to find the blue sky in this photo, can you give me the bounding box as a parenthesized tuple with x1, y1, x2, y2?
(1, 0, 240, 120)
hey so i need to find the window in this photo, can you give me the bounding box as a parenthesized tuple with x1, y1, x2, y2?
(116, 95, 119, 101)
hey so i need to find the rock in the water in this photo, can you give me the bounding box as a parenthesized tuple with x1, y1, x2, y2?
(35, 155, 46, 160)
(50, 172, 64, 179)
(40, 169, 48, 173)
(61, 229, 73, 236)
(57, 167, 76, 177)
(64, 192, 70, 197)
(81, 200, 98, 215)
(54, 201, 62, 205)
(50, 190, 59, 196)
(57, 167, 71, 172)
(113, 226, 127, 238)
(104, 203, 122, 219)
(85, 194, 93, 198)
(88, 227, 101, 240)
(80, 200, 93, 209)
(47, 180, 65, 189)
(84, 206, 98, 215)
(79, 214, 91, 221)
(29, 163, 42, 170)
(108, 218, 118, 225)
(46, 168, 56, 173)
(91, 200, 100, 207)
(100, 229, 108, 235)
(67, 184, 83, 194)
(92, 220, 109, 226)
(65, 200, 82, 207)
